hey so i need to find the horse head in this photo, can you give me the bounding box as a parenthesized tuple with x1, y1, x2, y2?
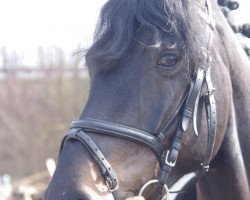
(45, 0, 250, 199)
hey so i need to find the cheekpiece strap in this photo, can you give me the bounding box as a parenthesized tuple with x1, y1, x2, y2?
(61, 128, 119, 193)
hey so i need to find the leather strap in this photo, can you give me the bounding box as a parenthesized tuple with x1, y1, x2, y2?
(181, 68, 205, 132)
(157, 90, 190, 140)
(200, 60, 217, 174)
(152, 1, 216, 196)
(156, 67, 207, 193)
(60, 128, 119, 199)
(70, 119, 164, 159)
(166, 67, 217, 194)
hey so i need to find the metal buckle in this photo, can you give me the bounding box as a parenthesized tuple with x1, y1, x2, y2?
(201, 163, 210, 172)
(165, 150, 176, 167)
(138, 179, 169, 200)
(207, 88, 215, 96)
(105, 178, 118, 192)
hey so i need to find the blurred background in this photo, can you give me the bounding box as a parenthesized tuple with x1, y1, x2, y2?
(0, 0, 106, 198)
(0, 0, 249, 199)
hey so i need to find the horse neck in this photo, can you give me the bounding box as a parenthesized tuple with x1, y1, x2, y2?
(214, 2, 250, 182)
(226, 32, 250, 186)
(196, 102, 249, 200)
(196, 4, 250, 199)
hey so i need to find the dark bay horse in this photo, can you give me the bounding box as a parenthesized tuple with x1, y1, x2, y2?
(45, 0, 250, 199)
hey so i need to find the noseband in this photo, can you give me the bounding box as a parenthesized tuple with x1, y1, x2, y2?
(59, 1, 216, 199)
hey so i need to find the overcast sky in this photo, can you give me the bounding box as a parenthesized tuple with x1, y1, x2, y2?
(0, 0, 249, 66)
(0, 0, 107, 66)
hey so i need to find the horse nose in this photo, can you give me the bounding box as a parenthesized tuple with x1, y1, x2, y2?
(44, 189, 94, 200)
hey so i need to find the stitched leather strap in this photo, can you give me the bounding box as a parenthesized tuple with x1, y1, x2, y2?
(157, 90, 190, 140)
(156, 67, 207, 193)
(70, 119, 164, 158)
(60, 128, 119, 195)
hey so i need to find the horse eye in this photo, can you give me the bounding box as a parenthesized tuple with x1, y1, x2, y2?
(157, 53, 179, 68)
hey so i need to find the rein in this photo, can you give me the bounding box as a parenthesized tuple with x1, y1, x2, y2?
(59, 0, 217, 199)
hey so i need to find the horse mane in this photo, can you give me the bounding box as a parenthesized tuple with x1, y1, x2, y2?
(86, 0, 206, 69)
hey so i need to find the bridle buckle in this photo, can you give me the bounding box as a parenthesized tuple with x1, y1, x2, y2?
(105, 178, 118, 192)
(207, 88, 215, 96)
(200, 163, 210, 173)
(165, 150, 176, 167)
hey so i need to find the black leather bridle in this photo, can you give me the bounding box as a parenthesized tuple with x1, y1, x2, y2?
(59, 1, 217, 199)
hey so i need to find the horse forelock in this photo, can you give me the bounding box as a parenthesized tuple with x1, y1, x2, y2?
(86, 0, 208, 69)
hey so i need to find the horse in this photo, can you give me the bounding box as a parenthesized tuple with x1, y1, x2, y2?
(44, 0, 250, 199)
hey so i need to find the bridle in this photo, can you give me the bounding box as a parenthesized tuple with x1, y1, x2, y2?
(59, 1, 216, 199)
